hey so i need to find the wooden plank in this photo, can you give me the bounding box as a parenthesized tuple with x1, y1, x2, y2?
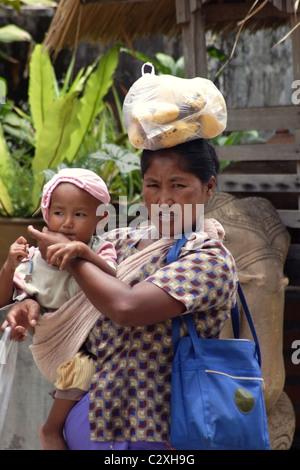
(216, 143, 300, 161)
(226, 106, 300, 132)
(80, 0, 291, 22)
(271, 0, 296, 13)
(285, 244, 300, 283)
(181, 0, 207, 78)
(286, 243, 300, 259)
(290, 12, 300, 81)
(176, 0, 190, 24)
(204, 1, 290, 22)
(284, 286, 300, 322)
(277, 210, 300, 227)
(218, 174, 300, 192)
(290, 10, 300, 213)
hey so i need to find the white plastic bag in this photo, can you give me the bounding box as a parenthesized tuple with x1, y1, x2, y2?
(123, 63, 227, 150)
(0, 327, 18, 437)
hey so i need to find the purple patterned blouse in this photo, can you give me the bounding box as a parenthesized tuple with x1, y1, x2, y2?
(85, 225, 237, 443)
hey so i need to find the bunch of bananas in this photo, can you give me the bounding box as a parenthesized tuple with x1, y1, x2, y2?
(123, 74, 227, 150)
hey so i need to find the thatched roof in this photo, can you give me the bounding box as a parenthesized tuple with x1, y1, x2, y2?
(43, 0, 179, 56)
(44, 0, 292, 57)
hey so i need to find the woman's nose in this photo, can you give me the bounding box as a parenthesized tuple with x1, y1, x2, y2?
(157, 189, 174, 206)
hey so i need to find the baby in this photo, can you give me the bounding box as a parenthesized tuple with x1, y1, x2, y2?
(0, 168, 117, 450)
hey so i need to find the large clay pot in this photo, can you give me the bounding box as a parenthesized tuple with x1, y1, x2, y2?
(0, 217, 45, 268)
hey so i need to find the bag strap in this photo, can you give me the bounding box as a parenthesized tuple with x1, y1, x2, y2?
(235, 283, 262, 366)
(167, 236, 262, 367)
(166, 235, 190, 352)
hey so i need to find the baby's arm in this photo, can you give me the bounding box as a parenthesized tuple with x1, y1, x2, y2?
(0, 236, 28, 307)
(46, 241, 116, 276)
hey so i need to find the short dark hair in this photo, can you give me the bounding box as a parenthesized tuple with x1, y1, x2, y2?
(141, 138, 220, 183)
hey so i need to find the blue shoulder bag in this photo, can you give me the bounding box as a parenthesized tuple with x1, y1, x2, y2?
(167, 236, 270, 450)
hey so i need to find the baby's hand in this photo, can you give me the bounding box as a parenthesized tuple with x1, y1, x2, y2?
(7, 236, 28, 270)
(46, 241, 85, 270)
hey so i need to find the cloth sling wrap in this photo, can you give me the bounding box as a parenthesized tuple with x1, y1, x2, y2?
(29, 220, 224, 385)
(30, 237, 175, 384)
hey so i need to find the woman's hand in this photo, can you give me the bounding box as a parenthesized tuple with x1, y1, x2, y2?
(27, 225, 70, 261)
(1, 299, 40, 342)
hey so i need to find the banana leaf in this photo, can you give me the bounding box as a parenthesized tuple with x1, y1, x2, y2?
(27, 44, 119, 211)
(0, 25, 31, 43)
(0, 179, 13, 216)
(63, 45, 119, 162)
(29, 44, 58, 142)
(31, 91, 80, 208)
(0, 125, 13, 215)
(21, 0, 57, 6)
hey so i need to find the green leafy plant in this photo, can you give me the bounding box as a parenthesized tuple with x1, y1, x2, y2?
(45, 142, 142, 205)
(0, 99, 34, 152)
(121, 47, 184, 77)
(0, 23, 33, 101)
(73, 84, 143, 204)
(211, 130, 265, 170)
(121, 45, 227, 78)
(0, 43, 120, 217)
(0, 24, 32, 43)
(0, 0, 56, 11)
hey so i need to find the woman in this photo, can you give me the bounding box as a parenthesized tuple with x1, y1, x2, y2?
(2, 138, 238, 450)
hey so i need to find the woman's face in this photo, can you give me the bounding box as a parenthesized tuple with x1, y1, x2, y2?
(142, 153, 216, 237)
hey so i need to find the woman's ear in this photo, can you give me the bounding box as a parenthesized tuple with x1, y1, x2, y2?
(206, 176, 216, 199)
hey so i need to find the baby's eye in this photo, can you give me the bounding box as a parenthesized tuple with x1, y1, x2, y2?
(75, 212, 86, 217)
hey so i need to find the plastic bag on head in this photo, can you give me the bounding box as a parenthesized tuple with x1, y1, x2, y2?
(0, 327, 18, 437)
(123, 63, 227, 150)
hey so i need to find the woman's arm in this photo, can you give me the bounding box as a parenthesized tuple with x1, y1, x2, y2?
(28, 225, 185, 325)
(27, 225, 185, 326)
(68, 258, 185, 326)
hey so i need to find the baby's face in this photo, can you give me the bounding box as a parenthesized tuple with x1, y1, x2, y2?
(47, 183, 103, 243)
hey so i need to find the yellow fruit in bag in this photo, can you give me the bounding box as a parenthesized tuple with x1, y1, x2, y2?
(171, 89, 207, 115)
(198, 114, 225, 139)
(152, 120, 200, 149)
(132, 102, 180, 125)
(123, 63, 227, 150)
(128, 122, 147, 148)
